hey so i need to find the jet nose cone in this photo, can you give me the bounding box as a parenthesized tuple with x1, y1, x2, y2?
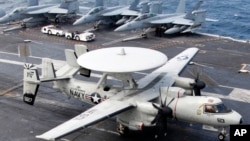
(73, 19, 81, 26)
(73, 17, 86, 26)
(114, 25, 127, 32)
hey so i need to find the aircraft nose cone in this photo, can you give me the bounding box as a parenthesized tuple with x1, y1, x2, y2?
(239, 118, 243, 124)
(114, 25, 127, 32)
(73, 19, 81, 26)
(73, 17, 86, 26)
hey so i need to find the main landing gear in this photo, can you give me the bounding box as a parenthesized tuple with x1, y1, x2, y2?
(117, 124, 129, 137)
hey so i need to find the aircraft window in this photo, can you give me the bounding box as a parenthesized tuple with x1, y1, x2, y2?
(88, 7, 103, 15)
(215, 103, 232, 113)
(205, 103, 232, 113)
(13, 8, 24, 13)
(13, 9, 19, 13)
(205, 105, 216, 113)
(135, 14, 155, 21)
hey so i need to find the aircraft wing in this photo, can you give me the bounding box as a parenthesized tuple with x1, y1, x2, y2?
(27, 6, 68, 15)
(149, 17, 194, 26)
(120, 9, 140, 16)
(36, 99, 133, 140)
(163, 47, 199, 75)
(138, 47, 199, 88)
(48, 8, 68, 14)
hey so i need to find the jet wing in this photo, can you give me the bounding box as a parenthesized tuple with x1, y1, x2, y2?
(36, 99, 133, 140)
(149, 17, 194, 26)
(101, 7, 134, 17)
(120, 9, 140, 16)
(48, 8, 68, 14)
(27, 6, 68, 15)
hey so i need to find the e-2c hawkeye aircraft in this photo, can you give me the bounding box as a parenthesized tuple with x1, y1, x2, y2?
(23, 45, 242, 141)
(0, 0, 79, 27)
(115, 0, 206, 36)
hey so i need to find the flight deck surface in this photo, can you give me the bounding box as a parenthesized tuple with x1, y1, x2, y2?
(0, 23, 250, 141)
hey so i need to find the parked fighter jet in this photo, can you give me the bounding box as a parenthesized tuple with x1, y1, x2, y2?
(115, 0, 206, 35)
(23, 45, 242, 141)
(0, 0, 80, 27)
(72, 0, 147, 29)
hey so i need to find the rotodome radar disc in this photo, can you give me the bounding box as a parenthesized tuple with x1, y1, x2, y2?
(77, 47, 168, 73)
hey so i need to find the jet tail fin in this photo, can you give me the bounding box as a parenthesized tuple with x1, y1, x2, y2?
(60, 0, 79, 14)
(23, 64, 40, 105)
(129, 0, 139, 11)
(27, 0, 39, 6)
(185, 0, 204, 19)
(139, 2, 150, 14)
(149, 1, 162, 14)
(95, 0, 104, 7)
(176, 0, 186, 13)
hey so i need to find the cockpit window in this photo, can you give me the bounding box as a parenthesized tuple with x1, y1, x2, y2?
(12, 8, 24, 14)
(134, 13, 156, 21)
(204, 103, 232, 113)
(88, 7, 104, 15)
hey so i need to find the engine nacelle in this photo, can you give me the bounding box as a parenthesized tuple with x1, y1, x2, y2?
(128, 121, 145, 131)
(173, 77, 195, 89)
(161, 87, 186, 98)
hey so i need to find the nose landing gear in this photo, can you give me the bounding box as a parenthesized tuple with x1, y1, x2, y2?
(218, 128, 227, 141)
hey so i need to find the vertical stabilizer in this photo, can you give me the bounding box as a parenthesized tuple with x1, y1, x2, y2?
(23, 64, 40, 105)
(74, 44, 88, 58)
(149, 1, 162, 14)
(60, 0, 79, 13)
(41, 58, 56, 79)
(27, 0, 39, 6)
(74, 44, 91, 77)
(65, 49, 79, 67)
(176, 0, 186, 13)
(95, 0, 104, 7)
(129, 0, 139, 11)
(140, 2, 149, 14)
(185, 0, 204, 19)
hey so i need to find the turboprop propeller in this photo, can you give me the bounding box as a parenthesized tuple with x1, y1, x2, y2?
(190, 73, 206, 96)
(151, 88, 175, 138)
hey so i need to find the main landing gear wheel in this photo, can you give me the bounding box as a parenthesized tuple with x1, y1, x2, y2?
(117, 124, 129, 137)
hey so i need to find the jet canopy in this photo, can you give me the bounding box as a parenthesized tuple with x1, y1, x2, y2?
(87, 6, 104, 15)
(134, 13, 156, 21)
(12, 7, 25, 14)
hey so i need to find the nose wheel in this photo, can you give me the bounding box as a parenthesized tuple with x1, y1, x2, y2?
(218, 128, 227, 141)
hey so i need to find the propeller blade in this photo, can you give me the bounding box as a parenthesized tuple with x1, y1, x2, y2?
(152, 103, 162, 111)
(167, 98, 175, 106)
